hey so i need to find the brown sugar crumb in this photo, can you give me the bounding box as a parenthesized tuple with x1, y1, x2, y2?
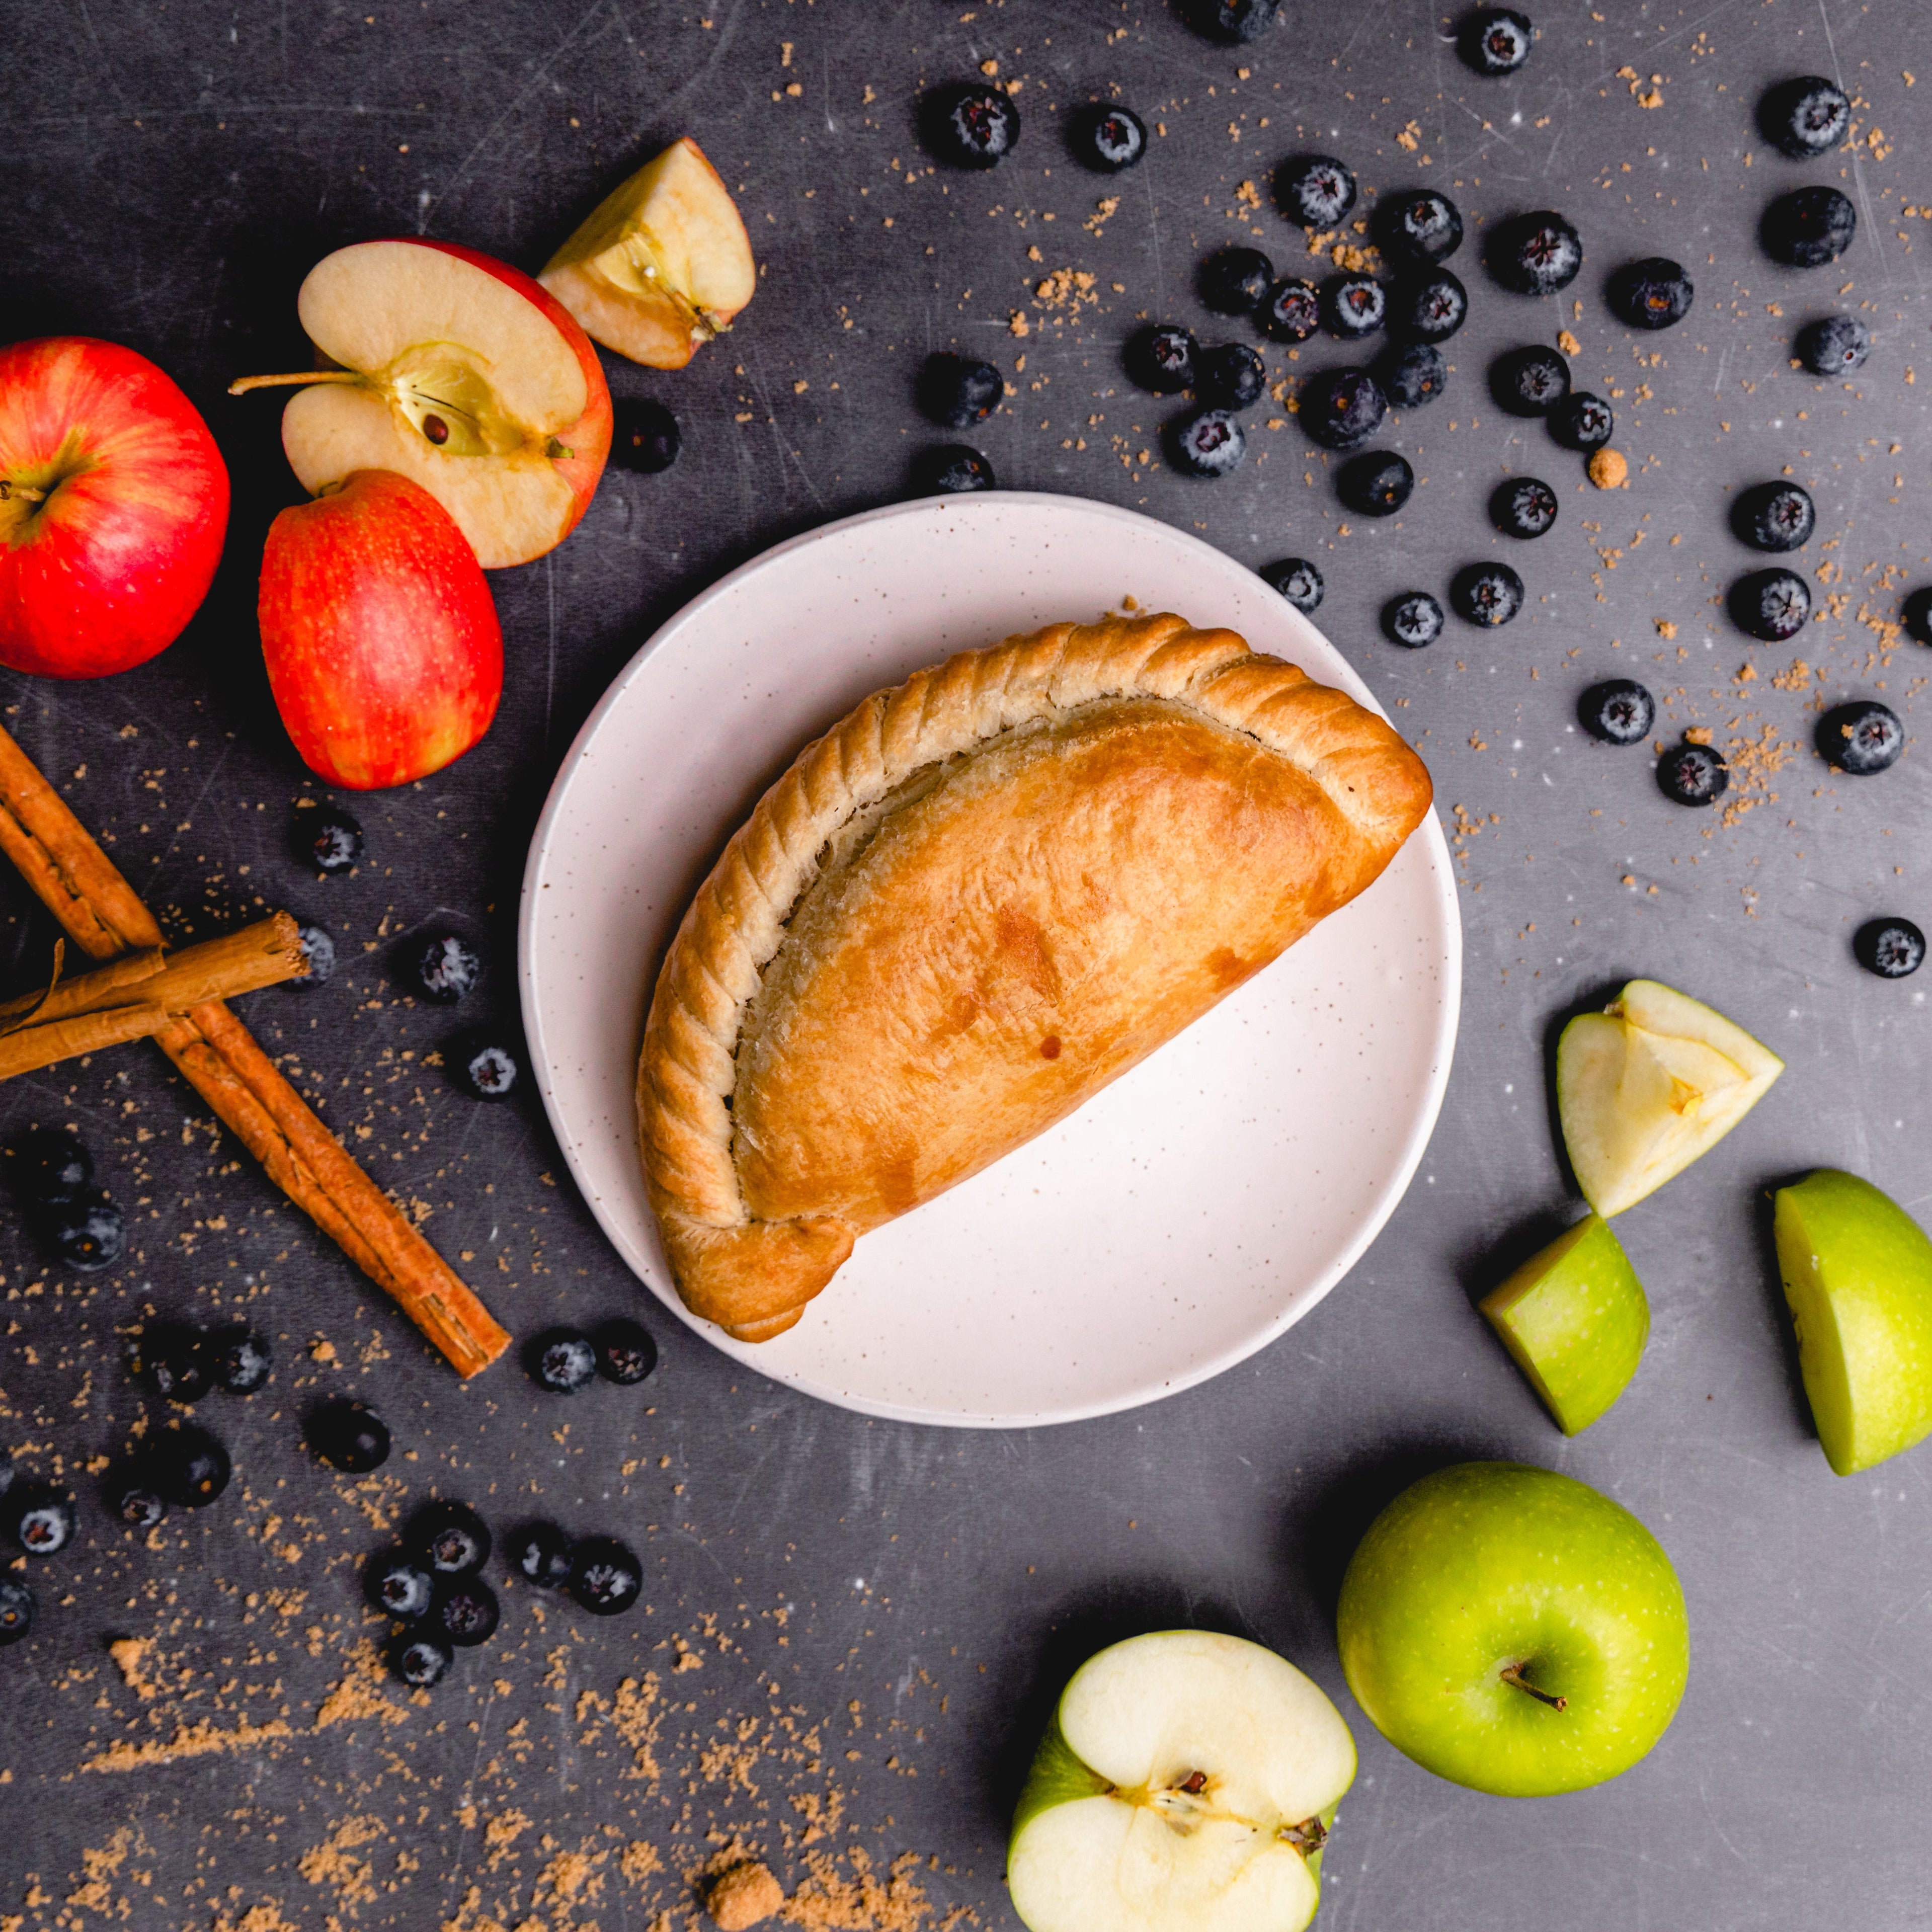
(1655, 619, 1678, 639)
(708, 1860, 785, 1928)
(80, 1715, 293, 1774)
(1588, 448, 1630, 490)
(108, 1635, 157, 1699)
(1557, 328, 1582, 356)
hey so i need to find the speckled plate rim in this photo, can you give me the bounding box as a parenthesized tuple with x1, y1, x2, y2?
(518, 491, 1461, 1429)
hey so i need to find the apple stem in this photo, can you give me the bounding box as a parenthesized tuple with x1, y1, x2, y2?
(0, 481, 45, 505)
(1499, 1662, 1568, 1711)
(227, 370, 364, 397)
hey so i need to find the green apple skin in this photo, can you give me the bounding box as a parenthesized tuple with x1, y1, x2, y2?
(1336, 1463, 1688, 1798)
(1774, 1169, 1932, 1476)
(1479, 1215, 1649, 1434)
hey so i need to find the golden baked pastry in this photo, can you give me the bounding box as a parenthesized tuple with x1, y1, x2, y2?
(637, 613, 1433, 1342)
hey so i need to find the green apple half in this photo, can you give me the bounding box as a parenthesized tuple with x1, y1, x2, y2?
(1479, 1214, 1649, 1434)
(1558, 978, 1782, 1218)
(1337, 1463, 1688, 1798)
(1775, 1169, 1932, 1475)
(1008, 1631, 1355, 1932)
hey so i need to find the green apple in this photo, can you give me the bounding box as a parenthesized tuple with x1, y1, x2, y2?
(1336, 1463, 1688, 1797)
(1774, 1168, 1932, 1475)
(1007, 1630, 1355, 1932)
(1479, 1214, 1649, 1434)
(1558, 978, 1782, 1217)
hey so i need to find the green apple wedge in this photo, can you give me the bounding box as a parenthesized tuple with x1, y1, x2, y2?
(1479, 1214, 1649, 1434)
(1774, 1169, 1932, 1475)
(1007, 1631, 1355, 1932)
(1557, 979, 1782, 1218)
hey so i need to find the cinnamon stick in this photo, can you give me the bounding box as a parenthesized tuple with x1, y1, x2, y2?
(0, 723, 509, 1378)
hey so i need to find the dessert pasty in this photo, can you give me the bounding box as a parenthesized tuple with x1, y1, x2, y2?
(637, 613, 1433, 1341)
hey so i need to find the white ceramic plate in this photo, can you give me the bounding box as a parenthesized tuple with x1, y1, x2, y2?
(519, 494, 1460, 1428)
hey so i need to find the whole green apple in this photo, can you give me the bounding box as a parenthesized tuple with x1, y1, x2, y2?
(1336, 1463, 1688, 1797)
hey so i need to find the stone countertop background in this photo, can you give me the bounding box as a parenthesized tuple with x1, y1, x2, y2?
(3, 1, 1930, 1926)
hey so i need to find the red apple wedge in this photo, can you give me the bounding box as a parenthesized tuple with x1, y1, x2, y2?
(0, 337, 229, 678)
(232, 240, 611, 570)
(540, 138, 756, 369)
(260, 469, 502, 790)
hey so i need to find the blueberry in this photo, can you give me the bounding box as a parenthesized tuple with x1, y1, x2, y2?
(211, 1325, 272, 1394)
(1758, 75, 1851, 159)
(1383, 592, 1445, 649)
(368, 1551, 437, 1620)
(1078, 104, 1147, 172)
(526, 1326, 598, 1395)
(1607, 257, 1694, 331)
(911, 444, 995, 494)
(1548, 391, 1614, 450)
(1337, 451, 1414, 518)
(1856, 918, 1925, 979)
(1167, 409, 1247, 479)
(1819, 700, 1904, 776)
(1658, 743, 1730, 806)
(1322, 273, 1387, 341)
(3, 1128, 91, 1204)
(1762, 187, 1856, 268)
(1796, 314, 1871, 376)
(610, 398, 680, 474)
(1198, 247, 1274, 316)
(1194, 0, 1279, 40)
(113, 1477, 168, 1530)
(1579, 679, 1656, 745)
(452, 1034, 519, 1101)
(404, 931, 479, 1004)
(1299, 368, 1387, 450)
(0, 1578, 34, 1647)
(1460, 7, 1535, 75)
(511, 1521, 577, 1589)
(1375, 341, 1450, 410)
(297, 808, 363, 875)
(1258, 279, 1321, 344)
(309, 1398, 389, 1473)
(46, 1190, 124, 1273)
(7, 1483, 75, 1556)
(391, 1632, 452, 1687)
(1732, 481, 1815, 553)
(1259, 558, 1325, 614)
(1904, 587, 1932, 647)
(1193, 343, 1266, 410)
(1276, 154, 1357, 229)
(293, 924, 336, 986)
(139, 1322, 211, 1403)
(921, 84, 1020, 170)
(569, 1536, 643, 1617)
(1491, 477, 1559, 538)
(153, 1427, 230, 1508)
(595, 1317, 659, 1386)
(916, 353, 1003, 430)
(1728, 568, 1812, 641)
(1450, 562, 1527, 627)
(1125, 324, 1198, 393)
(1486, 211, 1584, 296)
(412, 1500, 491, 1576)
(434, 1577, 500, 1647)
(1373, 189, 1464, 266)
(1491, 346, 1571, 416)
(1388, 269, 1466, 344)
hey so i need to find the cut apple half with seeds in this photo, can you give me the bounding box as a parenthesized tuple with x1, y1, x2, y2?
(1007, 1631, 1354, 1932)
(540, 137, 756, 369)
(1557, 978, 1782, 1218)
(231, 239, 612, 569)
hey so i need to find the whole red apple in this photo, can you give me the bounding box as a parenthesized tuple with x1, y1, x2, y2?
(0, 337, 230, 678)
(260, 469, 502, 790)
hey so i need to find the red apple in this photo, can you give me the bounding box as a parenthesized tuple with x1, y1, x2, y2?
(0, 337, 229, 678)
(232, 239, 612, 569)
(259, 469, 502, 790)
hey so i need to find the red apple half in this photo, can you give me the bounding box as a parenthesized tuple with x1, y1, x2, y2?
(236, 240, 612, 570)
(260, 469, 502, 790)
(0, 337, 230, 678)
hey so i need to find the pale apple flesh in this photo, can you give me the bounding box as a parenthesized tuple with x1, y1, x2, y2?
(1008, 1631, 1354, 1932)
(1775, 1169, 1932, 1476)
(1557, 979, 1782, 1218)
(540, 137, 756, 369)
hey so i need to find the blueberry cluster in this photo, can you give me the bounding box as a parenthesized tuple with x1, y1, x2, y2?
(368, 1501, 501, 1687)
(3, 1126, 124, 1273)
(0, 1461, 79, 1649)
(525, 1316, 659, 1395)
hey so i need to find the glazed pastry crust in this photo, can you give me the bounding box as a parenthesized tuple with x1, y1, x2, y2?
(636, 613, 1433, 1341)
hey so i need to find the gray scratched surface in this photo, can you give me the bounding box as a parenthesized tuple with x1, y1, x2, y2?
(2, 0, 1930, 1925)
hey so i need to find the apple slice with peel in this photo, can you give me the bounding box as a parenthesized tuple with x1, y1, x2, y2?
(1007, 1631, 1354, 1932)
(1557, 979, 1782, 1217)
(232, 239, 611, 569)
(540, 138, 756, 369)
